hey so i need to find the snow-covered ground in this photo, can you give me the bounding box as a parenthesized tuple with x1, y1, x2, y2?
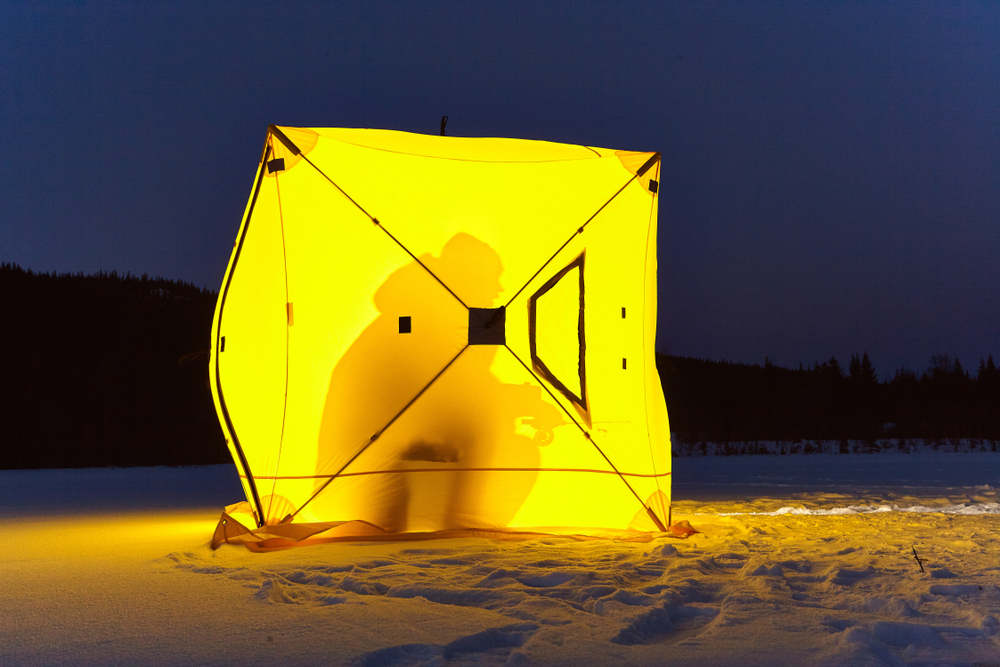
(2, 452, 999, 666)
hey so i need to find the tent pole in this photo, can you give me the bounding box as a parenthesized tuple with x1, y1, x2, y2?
(214, 141, 273, 527)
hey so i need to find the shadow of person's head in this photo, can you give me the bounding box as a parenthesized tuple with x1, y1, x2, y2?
(426, 233, 503, 307)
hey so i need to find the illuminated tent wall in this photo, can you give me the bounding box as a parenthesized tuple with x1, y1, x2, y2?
(210, 126, 671, 547)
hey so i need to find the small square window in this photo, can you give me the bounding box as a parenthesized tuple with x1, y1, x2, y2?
(399, 316, 411, 334)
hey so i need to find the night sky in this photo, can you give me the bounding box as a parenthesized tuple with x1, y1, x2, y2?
(4, 2, 999, 379)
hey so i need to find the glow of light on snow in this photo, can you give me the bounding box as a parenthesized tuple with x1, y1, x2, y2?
(709, 502, 1000, 516)
(3, 460, 1000, 666)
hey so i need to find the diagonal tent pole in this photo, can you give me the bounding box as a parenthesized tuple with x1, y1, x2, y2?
(503, 152, 660, 310)
(502, 152, 668, 531)
(269, 126, 469, 309)
(502, 345, 667, 532)
(286, 345, 470, 522)
(266, 127, 477, 523)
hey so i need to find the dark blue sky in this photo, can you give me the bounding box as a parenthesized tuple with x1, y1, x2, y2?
(4, 2, 999, 378)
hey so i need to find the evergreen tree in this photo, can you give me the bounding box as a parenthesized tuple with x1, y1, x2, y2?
(848, 354, 862, 381)
(859, 352, 877, 384)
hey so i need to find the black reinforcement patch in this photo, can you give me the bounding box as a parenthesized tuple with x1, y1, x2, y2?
(468, 307, 505, 345)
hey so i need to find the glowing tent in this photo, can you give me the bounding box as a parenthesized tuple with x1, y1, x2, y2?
(210, 126, 671, 548)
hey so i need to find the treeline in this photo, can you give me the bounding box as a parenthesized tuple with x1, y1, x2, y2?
(0, 263, 228, 468)
(658, 353, 1000, 445)
(4, 262, 997, 468)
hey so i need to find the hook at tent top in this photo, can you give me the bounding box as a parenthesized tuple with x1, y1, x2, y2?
(440, 116, 448, 136)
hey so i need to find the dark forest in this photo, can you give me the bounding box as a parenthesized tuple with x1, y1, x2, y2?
(659, 353, 1000, 448)
(2, 263, 997, 468)
(1, 263, 227, 468)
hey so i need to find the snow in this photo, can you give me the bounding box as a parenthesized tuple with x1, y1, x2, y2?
(2, 452, 999, 665)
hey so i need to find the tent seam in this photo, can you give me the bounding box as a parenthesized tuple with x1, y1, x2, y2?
(642, 162, 662, 508)
(310, 137, 609, 163)
(266, 157, 292, 522)
(244, 468, 673, 480)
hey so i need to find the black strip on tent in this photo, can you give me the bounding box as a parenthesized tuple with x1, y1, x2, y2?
(268, 125, 301, 155)
(635, 152, 660, 177)
(214, 142, 271, 527)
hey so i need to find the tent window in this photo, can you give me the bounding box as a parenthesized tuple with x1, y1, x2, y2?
(528, 253, 587, 411)
(267, 158, 285, 174)
(399, 316, 411, 334)
(649, 178, 658, 193)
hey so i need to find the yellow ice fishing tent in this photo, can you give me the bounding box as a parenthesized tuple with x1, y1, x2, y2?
(210, 125, 671, 549)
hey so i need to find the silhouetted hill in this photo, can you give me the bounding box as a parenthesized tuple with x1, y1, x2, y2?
(0, 263, 227, 468)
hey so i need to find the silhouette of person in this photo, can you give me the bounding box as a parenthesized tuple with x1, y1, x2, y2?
(310, 233, 563, 532)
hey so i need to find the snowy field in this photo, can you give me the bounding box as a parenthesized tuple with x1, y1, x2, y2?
(2, 452, 999, 666)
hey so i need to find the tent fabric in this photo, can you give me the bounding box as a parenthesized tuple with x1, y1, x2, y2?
(209, 126, 671, 546)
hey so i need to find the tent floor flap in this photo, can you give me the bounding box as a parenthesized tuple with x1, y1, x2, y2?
(212, 510, 696, 552)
